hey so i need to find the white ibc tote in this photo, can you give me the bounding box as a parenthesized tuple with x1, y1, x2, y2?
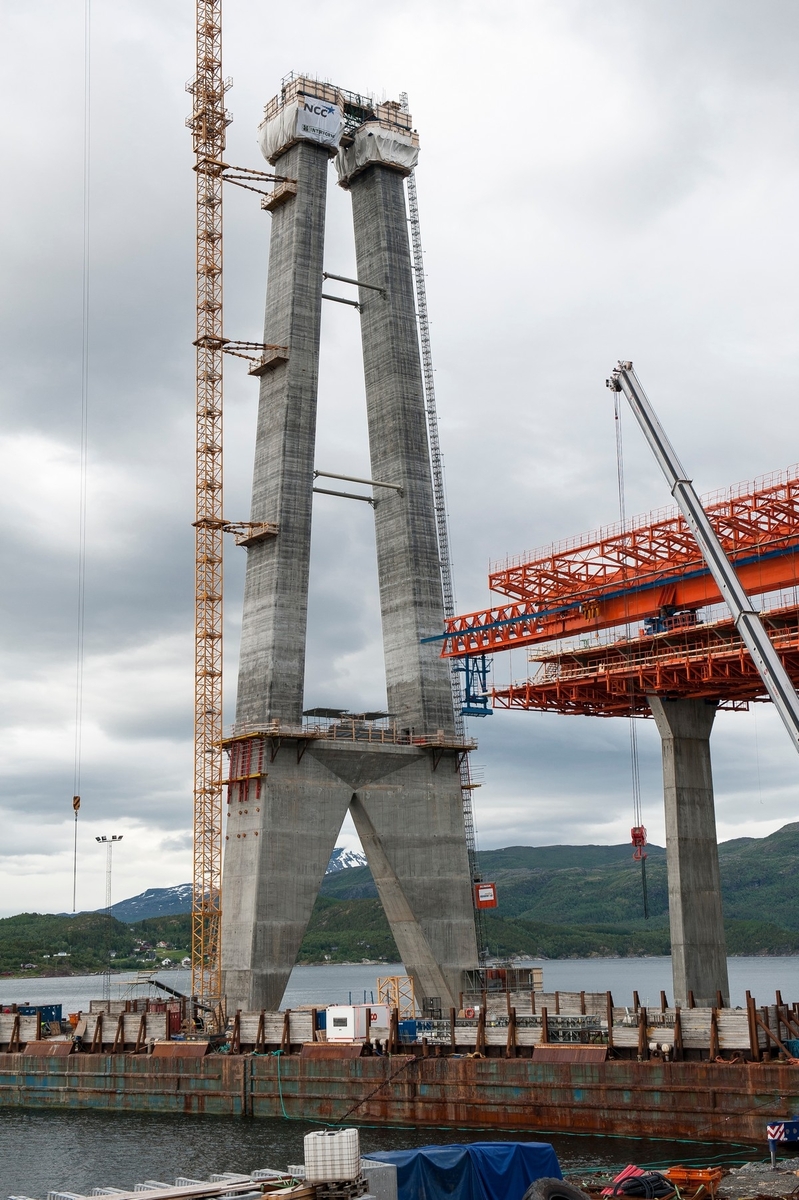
(304, 1128, 361, 1183)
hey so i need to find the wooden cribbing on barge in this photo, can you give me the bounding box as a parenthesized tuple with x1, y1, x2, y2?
(2, 987, 798, 1143)
(4, 990, 797, 1056)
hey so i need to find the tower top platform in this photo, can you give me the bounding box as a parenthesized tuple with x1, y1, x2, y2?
(259, 72, 418, 165)
(264, 72, 415, 136)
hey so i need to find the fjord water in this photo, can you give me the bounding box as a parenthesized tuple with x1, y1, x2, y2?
(2, 955, 799, 1012)
(0, 1108, 763, 1199)
(2, 957, 792, 1196)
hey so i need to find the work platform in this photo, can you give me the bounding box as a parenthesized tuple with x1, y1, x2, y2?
(493, 599, 799, 717)
(224, 717, 476, 750)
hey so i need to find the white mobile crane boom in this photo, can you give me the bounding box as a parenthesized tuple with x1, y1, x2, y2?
(608, 360, 799, 753)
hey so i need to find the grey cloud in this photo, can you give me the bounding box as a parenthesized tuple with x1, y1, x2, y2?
(3, 0, 799, 915)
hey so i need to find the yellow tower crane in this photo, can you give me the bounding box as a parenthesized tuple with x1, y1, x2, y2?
(187, 0, 228, 1013)
(187, 2, 291, 1017)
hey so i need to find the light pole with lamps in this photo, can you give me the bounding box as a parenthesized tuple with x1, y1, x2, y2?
(96, 835, 123, 1002)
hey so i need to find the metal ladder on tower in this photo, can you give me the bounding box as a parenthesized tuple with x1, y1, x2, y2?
(402, 102, 488, 960)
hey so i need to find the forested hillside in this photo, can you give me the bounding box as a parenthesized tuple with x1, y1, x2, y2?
(5, 825, 797, 974)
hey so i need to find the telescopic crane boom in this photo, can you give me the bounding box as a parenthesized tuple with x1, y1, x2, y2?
(607, 360, 799, 753)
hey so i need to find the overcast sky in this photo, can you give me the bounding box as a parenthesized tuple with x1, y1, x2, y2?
(2, 0, 799, 918)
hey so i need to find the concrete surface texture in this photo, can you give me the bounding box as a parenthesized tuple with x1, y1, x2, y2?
(648, 696, 730, 1008)
(235, 139, 330, 727)
(222, 740, 478, 1013)
(344, 154, 456, 736)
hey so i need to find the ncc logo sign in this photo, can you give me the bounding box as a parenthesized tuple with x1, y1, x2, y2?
(304, 101, 335, 118)
(297, 96, 342, 148)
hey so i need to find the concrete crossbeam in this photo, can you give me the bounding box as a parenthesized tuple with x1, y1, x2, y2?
(647, 696, 730, 1008)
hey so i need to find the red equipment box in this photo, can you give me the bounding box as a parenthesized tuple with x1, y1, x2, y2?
(474, 882, 498, 909)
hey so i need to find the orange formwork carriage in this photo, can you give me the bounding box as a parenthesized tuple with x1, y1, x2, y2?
(442, 465, 799, 659)
(491, 602, 799, 718)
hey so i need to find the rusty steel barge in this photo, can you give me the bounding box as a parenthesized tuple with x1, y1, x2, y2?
(2, 984, 799, 1142)
(0, 1049, 798, 1142)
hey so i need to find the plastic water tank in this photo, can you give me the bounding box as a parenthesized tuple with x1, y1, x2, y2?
(304, 1129, 361, 1183)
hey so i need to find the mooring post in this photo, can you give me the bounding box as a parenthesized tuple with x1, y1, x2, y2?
(638, 1006, 648, 1060)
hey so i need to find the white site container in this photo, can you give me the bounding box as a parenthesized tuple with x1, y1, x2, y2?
(326, 1004, 391, 1042)
(304, 1128, 361, 1183)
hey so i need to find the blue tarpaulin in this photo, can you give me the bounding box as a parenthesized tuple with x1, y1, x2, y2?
(364, 1141, 562, 1200)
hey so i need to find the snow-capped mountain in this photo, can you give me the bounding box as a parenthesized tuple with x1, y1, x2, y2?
(326, 847, 367, 873)
(108, 883, 193, 923)
(103, 849, 367, 922)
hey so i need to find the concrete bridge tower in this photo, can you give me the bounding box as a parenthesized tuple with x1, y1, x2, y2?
(221, 77, 479, 1014)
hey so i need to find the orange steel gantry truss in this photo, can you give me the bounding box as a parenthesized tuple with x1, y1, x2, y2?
(441, 465, 799, 719)
(493, 602, 799, 717)
(442, 465, 799, 659)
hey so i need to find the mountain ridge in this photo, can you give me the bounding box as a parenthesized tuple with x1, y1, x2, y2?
(99, 824, 799, 930)
(5, 824, 799, 970)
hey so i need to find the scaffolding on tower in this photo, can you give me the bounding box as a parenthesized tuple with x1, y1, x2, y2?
(403, 106, 489, 959)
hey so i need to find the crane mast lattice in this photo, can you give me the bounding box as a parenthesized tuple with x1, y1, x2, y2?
(187, 0, 230, 1010)
(404, 140, 487, 958)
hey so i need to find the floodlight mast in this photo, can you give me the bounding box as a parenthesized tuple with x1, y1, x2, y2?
(607, 360, 799, 752)
(95, 834, 123, 1001)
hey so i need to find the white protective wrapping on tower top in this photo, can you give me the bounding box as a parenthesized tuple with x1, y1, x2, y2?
(335, 122, 420, 188)
(258, 94, 344, 163)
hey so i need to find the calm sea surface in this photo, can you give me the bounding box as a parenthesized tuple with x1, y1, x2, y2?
(3, 957, 794, 1197)
(3, 956, 798, 1012)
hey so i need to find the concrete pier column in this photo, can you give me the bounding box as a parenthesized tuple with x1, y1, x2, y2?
(647, 696, 729, 1007)
(235, 140, 330, 726)
(343, 155, 455, 734)
(222, 751, 352, 1013)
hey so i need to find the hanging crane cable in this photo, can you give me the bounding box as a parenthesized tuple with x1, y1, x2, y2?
(613, 392, 649, 919)
(72, 0, 92, 910)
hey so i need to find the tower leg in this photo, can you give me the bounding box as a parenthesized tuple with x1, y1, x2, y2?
(222, 137, 333, 1010)
(647, 696, 729, 1007)
(223, 746, 352, 1012)
(339, 156, 479, 987)
(350, 757, 479, 1008)
(347, 160, 456, 735)
(235, 140, 330, 727)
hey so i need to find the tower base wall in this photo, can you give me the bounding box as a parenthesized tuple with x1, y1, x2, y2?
(221, 736, 479, 1012)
